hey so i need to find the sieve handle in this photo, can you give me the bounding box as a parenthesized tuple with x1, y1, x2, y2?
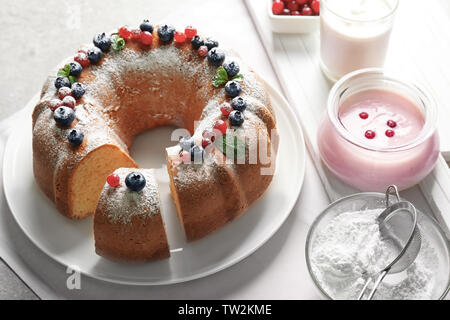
(357, 270, 389, 300)
(385, 185, 400, 207)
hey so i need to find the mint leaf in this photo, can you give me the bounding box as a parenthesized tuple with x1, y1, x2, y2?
(111, 35, 125, 51)
(68, 76, 77, 85)
(58, 64, 70, 77)
(231, 74, 243, 81)
(212, 67, 229, 87)
(215, 134, 246, 161)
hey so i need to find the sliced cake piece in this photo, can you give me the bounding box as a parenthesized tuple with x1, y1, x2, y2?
(94, 168, 170, 261)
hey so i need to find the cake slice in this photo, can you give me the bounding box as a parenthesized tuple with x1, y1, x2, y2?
(94, 168, 170, 261)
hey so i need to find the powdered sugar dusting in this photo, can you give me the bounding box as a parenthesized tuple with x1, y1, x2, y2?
(98, 168, 160, 224)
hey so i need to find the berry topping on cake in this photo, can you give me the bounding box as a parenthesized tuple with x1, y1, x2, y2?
(87, 47, 103, 64)
(106, 173, 120, 188)
(387, 120, 397, 128)
(140, 20, 154, 33)
(49, 99, 63, 112)
(55, 76, 71, 89)
(111, 35, 126, 51)
(174, 31, 186, 43)
(207, 48, 225, 67)
(69, 61, 83, 77)
(67, 129, 84, 147)
(204, 38, 219, 50)
(71, 82, 86, 100)
(190, 145, 204, 162)
(93, 33, 112, 52)
(125, 172, 146, 192)
(180, 135, 195, 151)
(53, 106, 75, 127)
(365, 130, 376, 139)
(198, 46, 208, 57)
(229, 110, 244, 127)
(62, 96, 76, 109)
(385, 129, 395, 137)
(220, 102, 233, 116)
(119, 26, 132, 39)
(74, 52, 90, 67)
(157, 25, 175, 42)
(131, 28, 142, 40)
(214, 119, 228, 135)
(224, 61, 240, 78)
(191, 35, 204, 49)
(202, 129, 216, 142)
(225, 80, 242, 98)
(141, 31, 153, 45)
(184, 26, 197, 39)
(202, 138, 212, 149)
(58, 87, 72, 100)
(231, 97, 247, 112)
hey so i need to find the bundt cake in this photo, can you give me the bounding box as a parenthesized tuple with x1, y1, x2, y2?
(94, 168, 169, 261)
(32, 21, 277, 259)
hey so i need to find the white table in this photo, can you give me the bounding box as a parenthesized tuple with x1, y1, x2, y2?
(0, 0, 329, 299)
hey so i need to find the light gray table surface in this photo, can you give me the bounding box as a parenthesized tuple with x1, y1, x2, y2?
(0, 0, 332, 300)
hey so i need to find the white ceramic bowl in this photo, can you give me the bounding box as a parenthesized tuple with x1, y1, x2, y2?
(268, 0, 319, 34)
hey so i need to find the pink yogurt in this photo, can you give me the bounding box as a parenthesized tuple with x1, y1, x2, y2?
(318, 69, 440, 191)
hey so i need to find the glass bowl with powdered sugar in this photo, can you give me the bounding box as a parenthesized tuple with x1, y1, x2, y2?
(305, 192, 450, 300)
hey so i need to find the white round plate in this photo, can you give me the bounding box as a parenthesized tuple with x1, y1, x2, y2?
(3, 82, 305, 285)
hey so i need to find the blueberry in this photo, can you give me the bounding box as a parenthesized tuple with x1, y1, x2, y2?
(204, 38, 218, 50)
(87, 47, 103, 64)
(229, 110, 244, 127)
(179, 135, 195, 151)
(55, 76, 71, 89)
(69, 62, 83, 77)
(53, 106, 75, 127)
(140, 20, 154, 33)
(71, 82, 86, 100)
(224, 61, 240, 77)
(191, 35, 204, 49)
(190, 145, 204, 163)
(207, 48, 225, 67)
(125, 172, 146, 192)
(67, 129, 84, 147)
(93, 33, 111, 52)
(231, 97, 247, 112)
(225, 80, 242, 98)
(157, 25, 175, 42)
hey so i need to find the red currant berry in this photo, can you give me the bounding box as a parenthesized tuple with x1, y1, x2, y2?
(359, 112, 368, 119)
(202, 138, 212, 149)
(213, 120, 228, 135)
(107, 174, 120, 188)
(287, 1, 300, 11)
(185, 26, 197, 39)
(141, 31, 153, 45)
(179, 150, 191, 163)
(119, 26, 132, 39)
(74, 52, 90, 67)
(301, 5, 313, 15)
(49, 99, 63, 112)
(58, 87, 72, 100)
(296, 0, 308, 5)
(272, 1, 285, 15)
(311, 0, 320, 14)
(198, 45, 208, 57)
(282, 8, 291, 15)
(202, 129, 216, 142)
(365, 130, 376, 139)
(387, 120, 397, 128)
(131, 29, 141, 40)
(220, 102, 233, 116)
(174, 31, 186, 43)
(62, 96, 76, 109)
(385, 129, 395, 138)
(291, 10, 301, 15)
